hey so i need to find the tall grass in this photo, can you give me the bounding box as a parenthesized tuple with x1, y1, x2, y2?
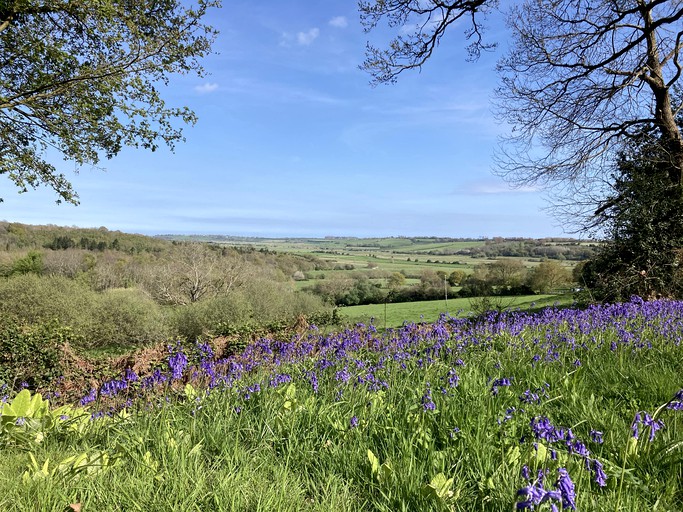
(1, 298, 682, 510)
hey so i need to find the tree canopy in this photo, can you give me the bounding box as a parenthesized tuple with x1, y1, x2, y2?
(0, 0, 219, 204)
(361, 0, 683, 220)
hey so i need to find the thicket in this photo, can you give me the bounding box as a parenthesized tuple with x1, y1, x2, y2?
(0, 227, 333, 352)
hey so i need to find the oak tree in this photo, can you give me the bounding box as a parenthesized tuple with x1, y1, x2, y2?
(0, 0, 219, 203)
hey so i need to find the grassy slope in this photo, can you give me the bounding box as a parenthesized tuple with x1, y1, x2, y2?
(340, 294, 571, 328)
(1, 300, 681, 511)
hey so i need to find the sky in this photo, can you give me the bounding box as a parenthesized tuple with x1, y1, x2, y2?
(1, 1, 569, 239)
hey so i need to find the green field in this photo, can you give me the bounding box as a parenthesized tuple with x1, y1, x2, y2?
(340, 294, 571, 328)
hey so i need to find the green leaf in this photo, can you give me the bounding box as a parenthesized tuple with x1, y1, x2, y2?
(10, 389, 32, 417)
(367, 449, 380, 475)
(422, 473, 454, 500)
(184, 383, 197, 401)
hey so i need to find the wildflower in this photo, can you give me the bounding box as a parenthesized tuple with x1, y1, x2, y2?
(269, 373, 292, 388)
(421, 383, 436, 411)
(124, 368, 138, 382)
(306, 371, 319, 393)
(521, 465, 530, 480)
(632, 412, 665, 442)
(443, 369, 460, 389)
(590, 459, 607, 487)
(568, 439, 590, 458)
(520, 389, 541, 404)
(491, 377, 513, 396)
(350, 416, 359, 428)
(168, 345, 188, 380)
(79, 388, 97, 406)
(556, 468, 576, 510)
(335, 367, 351, 383)
(590, 429, 603, 444)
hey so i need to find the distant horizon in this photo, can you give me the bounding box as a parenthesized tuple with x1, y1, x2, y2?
(0, 219, 594, 241)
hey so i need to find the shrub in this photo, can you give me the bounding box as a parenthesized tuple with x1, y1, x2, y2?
(171, 293, 254, 341)
(88, 288, 171, 348)
(0, 275, 172, 348)
(0, 274, 92, 326)
(0, 319, 81, 390)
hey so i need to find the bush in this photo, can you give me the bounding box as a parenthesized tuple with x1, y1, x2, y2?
(171, 293, 254, 341)
(0, 319, 81, 390)
(0, 274, 93, 326)
(88, 288, 171, 348)
(0, 275, 172, 348)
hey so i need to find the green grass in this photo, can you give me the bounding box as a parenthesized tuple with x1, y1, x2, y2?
(2, 300, 682, 510)
(340, 294, 571, 328)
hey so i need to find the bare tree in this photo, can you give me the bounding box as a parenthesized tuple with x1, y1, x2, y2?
(360, 0, 683, 223)
(146, 244, 250, 305)
(359, 0, 497, 85)
(495, 1, 683, 215)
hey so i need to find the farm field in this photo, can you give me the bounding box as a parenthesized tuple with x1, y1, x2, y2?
(161, 235, 587, 304)
(340, 294, 570, 328)
(1, 298, 681, 511)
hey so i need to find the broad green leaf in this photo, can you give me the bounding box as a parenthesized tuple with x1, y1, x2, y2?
(184, 383, 197, 401)
(10, 389, 31, 416)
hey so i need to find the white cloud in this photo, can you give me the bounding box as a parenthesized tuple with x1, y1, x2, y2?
(454, 179, 541, 195)
(329, 16, 348, 28)
(194, 82, 219, 94)
(297, 28, 320, 45)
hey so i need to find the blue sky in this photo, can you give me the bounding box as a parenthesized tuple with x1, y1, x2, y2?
(1, 1, 566, 238)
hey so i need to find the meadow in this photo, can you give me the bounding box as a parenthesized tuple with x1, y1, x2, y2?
(1, 298, 681, 511)
(340, 294, 570, 328)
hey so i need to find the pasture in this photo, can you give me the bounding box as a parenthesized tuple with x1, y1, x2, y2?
(340, 294, 570, 328)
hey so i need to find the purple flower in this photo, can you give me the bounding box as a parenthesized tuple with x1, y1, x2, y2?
(305, 371, 319, 393)
(124, 368, 138, 382)
(168, 345, 188, 380)
(335, 367, 351, 383)
(421, 384, 436, 411)
(350, 416, 359, 428)
(521, 465, 530, 480)
(590, 459, 607, 487)
(632, 412, 665, 442)
(269, 373, 292, 388)
(556, 468, 576, 510)
(100, 379, 127, 397)
(491, 377, 513, 395)
(446, 368, 460, 388)
(590, 429, 603, 444)
(520, 389, 541, 404)
(79, 388, 97, 406)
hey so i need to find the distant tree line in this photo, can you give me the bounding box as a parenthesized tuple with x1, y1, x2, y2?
(306, 259, 573, 307)
(402, 240, 597, 261)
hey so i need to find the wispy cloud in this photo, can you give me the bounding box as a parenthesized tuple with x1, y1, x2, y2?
(219, 76, 345, 105)
(297, 28, 320, 45)
(329, 16, 348, 28)
(454, 179, 541, 195)
(194, 82, 219, 94)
